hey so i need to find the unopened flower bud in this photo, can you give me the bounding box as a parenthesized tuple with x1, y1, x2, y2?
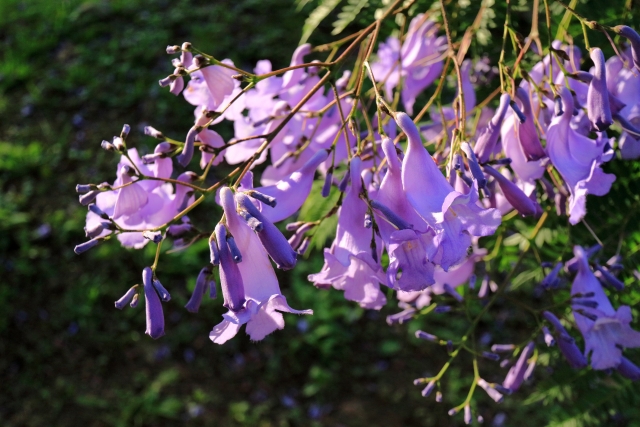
(88, 203, 108, 219)
(144, 126, 165, 140)
(370, 199, 412, 230)
(120, 124, 130, 139)
(338, 169, 350, 192)
(322, 172, 333, 197)
(143, 230, 163, 243)
(79, 190, 100, 206)
(510, 101, 526, 123)
(415, 330, 438, 341)
(209, 233, 220, 266)
(477, 378, 504, 403)
(166, 45, 180, 54)
(185, 267, 212, 313)
(74, 237, 102, 254)
(422, 380, 436, 397)
(143, 267, 165, 339)
(297, 237, 311, 256)
(101, 140, 115, 151)
(443, 283, 463, 302)
(226, 235, 242, 263)
(177, 126, 199, 167)
(364, 213, 372, 229)
(247, 190, 277, 207)
(491, 344, 515, 353)
(482, 351, 500, 361)
(115, 285, 138, 310)
(464, 404, 472, 425)
(542, 326, 555, 347)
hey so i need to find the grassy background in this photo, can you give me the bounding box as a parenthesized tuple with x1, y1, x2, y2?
(2, 0, 640, 426)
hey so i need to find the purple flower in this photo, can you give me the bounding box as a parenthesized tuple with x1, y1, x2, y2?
(587, 48, 613, 131)
(371, 15, 446, 114)
(396, 112, 501, 270)
(236, 193, 297, 270)
(546, 87, 615, 224)
(374, 136, 437, 291)
(543, 310, 587, 369)
(215, 223, 246, 312)
(615, 26, 640, 72)
(185, 267, 212, 313)
(143, 267, 165, 339)
(209, 187, 312, 344)
(308, 157, 387, 309)
(503, 341, 535, 391)
(474, 93, 511, 163)
(483, 165, 537, 217)
(570, 246, 640, 370)
(239, 149, 330, 223)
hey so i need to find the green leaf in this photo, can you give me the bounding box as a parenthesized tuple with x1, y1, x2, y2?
(299, 0, 342, 44)
(332, 0, 368, 36)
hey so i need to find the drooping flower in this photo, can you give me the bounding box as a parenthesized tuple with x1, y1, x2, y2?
(371, 15, 446, 115)
(587, 48, 613, 131)
(546, 87, 615, 224)
(374, 136, 437, 292)
(396, 112, 501, 270)
(570, 246, 640, 370)
(239, 149, 330, 223)
(209, 187, 312, 344)
(143, 266, 165, 339)
(308, 157, 387, 309)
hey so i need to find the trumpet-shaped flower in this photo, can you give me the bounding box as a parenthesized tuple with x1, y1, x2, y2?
(546, 88, 615, 224)
(571, 246, 640, 370)
(209, 187, 312, 344)
(396, 112, 500, 270)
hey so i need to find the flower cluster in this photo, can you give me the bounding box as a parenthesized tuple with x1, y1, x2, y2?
(73, 3, 640, 420)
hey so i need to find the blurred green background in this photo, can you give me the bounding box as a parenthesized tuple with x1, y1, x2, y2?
(2, 0, 640, 426)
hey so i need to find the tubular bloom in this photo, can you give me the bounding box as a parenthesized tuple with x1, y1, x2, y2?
(570, 246, 640, 370)
(371, 14, 446, 114)
(396, 112, 501, 270)
(308, 157, 387, 309)
(209, 187, 312, 344)
(546, 87, 615, 224)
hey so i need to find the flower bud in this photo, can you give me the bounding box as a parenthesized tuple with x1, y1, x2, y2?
(443, 283, 463, 302)
(101, 140, 115, 151)
(120, 124, 130, 139)
(587, 48, 613, 131)
(143, 230, 163, 243)
(415, 330, 438, 341)
(185, 267, 211, 313)
(166, 45, 180, 54)
(370, 199, 412, 230)
(176, 126, 199, 167)
(215, 224, 246, 311)
(209, 233, 220, 266)
(88, 203, 108, 219)
(115, 285, 138, 310)
(464, 404, 472, 425)
(152, 278, 171, 302)
(143, 267, 165, 339)
(322, 172, 333, 197)
(226, 235, 242, 263)
(338, 169, 350, 192)
(615, 25, 640, 71)
(144, 126, 165, 140)
(422, 380, 436, 397)
(483, 164, 537, 217)
(74, 237, 102, 254)
(477, 378, 504, 403)
(79, 190, 100, 206)
(246, 190, 277, 207)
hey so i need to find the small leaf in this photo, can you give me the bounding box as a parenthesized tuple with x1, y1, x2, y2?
(300, 0, 342, 44)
